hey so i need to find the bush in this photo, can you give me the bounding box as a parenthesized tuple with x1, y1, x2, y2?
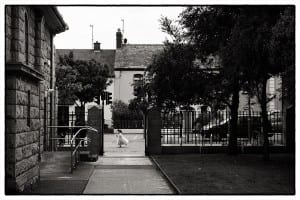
(111, 100, 143, 121)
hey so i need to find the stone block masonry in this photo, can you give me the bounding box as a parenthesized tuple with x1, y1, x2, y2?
(5, 75, 41, 193)
(5, 5, 64, 193)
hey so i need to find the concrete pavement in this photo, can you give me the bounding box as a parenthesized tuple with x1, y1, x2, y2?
(83, 156, 173, 194)
(30, 133, 174, 194)
(84, 133, 173, 194)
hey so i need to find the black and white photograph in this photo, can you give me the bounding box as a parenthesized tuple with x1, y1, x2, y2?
(1, 0, 297, 199)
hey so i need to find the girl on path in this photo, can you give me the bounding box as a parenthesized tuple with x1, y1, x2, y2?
(116, 129, 129, 147)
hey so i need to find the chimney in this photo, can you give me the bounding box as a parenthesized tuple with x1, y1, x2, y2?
(93, 41, 101, 51)
(116, 28, 123, 49)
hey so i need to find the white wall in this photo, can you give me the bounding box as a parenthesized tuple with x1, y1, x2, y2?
(114, 70, 144, 103)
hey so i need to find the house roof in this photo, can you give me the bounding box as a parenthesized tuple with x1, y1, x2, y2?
(56, 49, 116, 76)
(114, 44, 164, 70)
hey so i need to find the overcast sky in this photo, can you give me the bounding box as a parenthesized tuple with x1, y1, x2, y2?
(54, 6, 185, 49)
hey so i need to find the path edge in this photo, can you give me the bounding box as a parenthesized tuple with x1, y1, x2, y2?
(149, 155, 181, 195)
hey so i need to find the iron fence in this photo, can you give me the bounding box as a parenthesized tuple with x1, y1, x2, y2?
(161, 110, 284, 147)
(113, 119, 144, 129)
(56, 105, 89, 148)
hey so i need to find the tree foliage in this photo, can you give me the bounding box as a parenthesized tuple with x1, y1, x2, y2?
(145, 42, 208, 110)
(111, 100, 143, 120)
(146, 6, 294, 157)
(269, 7, 295, 104)
(56, 52, 111, 107)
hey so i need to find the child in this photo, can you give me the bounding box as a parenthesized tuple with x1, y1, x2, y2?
(116, 129, 129, 147)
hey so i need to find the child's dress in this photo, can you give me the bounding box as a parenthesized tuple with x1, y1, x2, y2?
(116, 133, 129, 147)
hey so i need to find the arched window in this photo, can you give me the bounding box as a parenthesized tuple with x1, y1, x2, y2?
(25, 12, 29, 64)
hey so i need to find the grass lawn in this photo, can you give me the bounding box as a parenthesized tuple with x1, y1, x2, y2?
(153, 153, 295, 195)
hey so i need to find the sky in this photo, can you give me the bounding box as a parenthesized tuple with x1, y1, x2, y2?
(54, 6, 185, 49)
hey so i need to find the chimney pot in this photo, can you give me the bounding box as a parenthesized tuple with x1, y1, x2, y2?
(94, 41, 101, 51)
(116, 29, 123, 49)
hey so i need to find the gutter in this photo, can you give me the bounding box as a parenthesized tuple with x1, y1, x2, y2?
(51, 6, 69, 34)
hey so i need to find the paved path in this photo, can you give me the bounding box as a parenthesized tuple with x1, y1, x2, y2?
(84, 133, 173, 194)
(33, 133, 173, 194)
(83, 157, 173, 194)
(30, 151, 94, 194)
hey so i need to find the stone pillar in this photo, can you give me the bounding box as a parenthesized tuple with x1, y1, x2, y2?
(87, 106, 103, 155)
(146, 108, 162, 155)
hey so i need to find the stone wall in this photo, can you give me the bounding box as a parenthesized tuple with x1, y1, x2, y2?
(5, 5, 55, 192)
(5, 75, 40, 192)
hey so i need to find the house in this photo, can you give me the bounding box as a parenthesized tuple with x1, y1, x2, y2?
(238, 76, 282, 113)
(114, 29, 164, 103)
(5, 5, 68, 192)
(56, 29, 163, 127)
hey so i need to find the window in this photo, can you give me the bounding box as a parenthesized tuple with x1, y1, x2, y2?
(133, 74, 143, 96)
(133, 74, 143, 85)
(25, 13, 29, 64)
(27, 90, 31, 127)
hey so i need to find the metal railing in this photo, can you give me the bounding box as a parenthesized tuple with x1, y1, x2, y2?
(113, 119, 144, 129)
(69, 126, 98, 173)
(48, 126, 98, 173)
(161, 110, 284, 147)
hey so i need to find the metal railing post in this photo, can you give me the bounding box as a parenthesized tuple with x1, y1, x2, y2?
(70, 135, 73, 173)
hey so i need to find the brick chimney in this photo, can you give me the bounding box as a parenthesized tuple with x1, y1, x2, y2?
(116, 28, 122, 49)
(94, 41, 101, 51)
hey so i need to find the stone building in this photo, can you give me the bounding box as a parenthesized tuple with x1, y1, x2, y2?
(5, 5, 67, 192)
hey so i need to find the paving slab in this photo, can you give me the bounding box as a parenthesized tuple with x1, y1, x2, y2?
(89, 156, 153, 166)
(27, 180, 88, 195)
(83, 166, 173, 194)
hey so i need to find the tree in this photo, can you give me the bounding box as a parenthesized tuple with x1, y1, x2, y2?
(224, 6, 287, 160)
(179, 6, 243, 154)
(180, 6, 292, 159)
(146, 42, 205, 110)
(56, 52, 111, 109)
(269, 6, 295, 105)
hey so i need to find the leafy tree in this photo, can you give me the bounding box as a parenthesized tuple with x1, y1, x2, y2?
(56, 52, 111, 109)
(145, 42, 205, 110)
(223, 6, 287, 160)
(269, 7, 295, 105)
(159, 6, 293, 158)
(179, 6, 243, 154)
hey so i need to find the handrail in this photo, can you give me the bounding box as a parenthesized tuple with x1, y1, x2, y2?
(70, 126, 98, 143)
(47, 125, 100, 173)
(48, 125, 96, 128)
(69, 126, 99, 173)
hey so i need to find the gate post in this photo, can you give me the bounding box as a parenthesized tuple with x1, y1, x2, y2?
(146, 108, 162, 155)
(87, 106, 103, 155)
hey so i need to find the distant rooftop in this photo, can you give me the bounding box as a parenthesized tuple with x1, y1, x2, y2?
(114, 44, 164, 69)
(56, 49, 116, 76)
